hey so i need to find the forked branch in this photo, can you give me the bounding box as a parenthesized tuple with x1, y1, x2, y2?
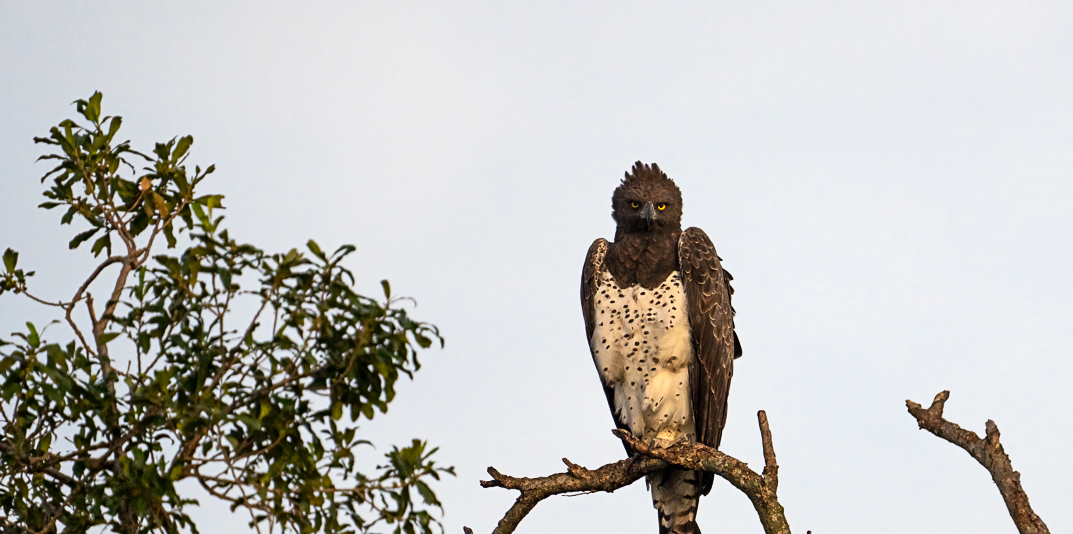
(470, 411, 792, 534)
(907, 391, 1050, 534)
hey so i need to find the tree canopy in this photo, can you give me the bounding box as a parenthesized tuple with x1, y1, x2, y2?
(0, 93, 452, 534)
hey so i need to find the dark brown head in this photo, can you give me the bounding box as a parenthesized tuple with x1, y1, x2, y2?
(611, 161, 683, 237)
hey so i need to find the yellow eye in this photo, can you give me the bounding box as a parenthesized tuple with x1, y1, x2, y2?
(630, 201, 641, 208)
(657, 203, 667, 211)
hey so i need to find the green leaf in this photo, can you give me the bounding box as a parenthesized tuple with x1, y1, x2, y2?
(130, 211, 150, 236)
(106, 115, 123, 140)
(86, 91, 103, 123)
(191, 203, 210, 227)
(194, 194, 225, 209)
(26, 322, 40, 348)
(381, 280, 391, 299)
(3, 248, 16, 273)
(218, 268, 232, 289)
(151, 191, 169, 216)
(163, 223, 177, 248)
(173, 135, 193, 162)
(39, 434, 52, 453)
(414, 480, 439, 507)
(68, 228, 99, 249)
(90, 233, 112, 257)
(173, 169, 190, 195)
(60, 206, 76, 225)
(238, 415, 261, 431)
(97, 332, 120, 345)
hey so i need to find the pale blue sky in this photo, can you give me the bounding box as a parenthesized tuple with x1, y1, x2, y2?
(2, 2, 1071, 533)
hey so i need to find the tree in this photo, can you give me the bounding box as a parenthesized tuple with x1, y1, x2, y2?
(0, 93, 452, 534)
(470, 394, 1051, 534)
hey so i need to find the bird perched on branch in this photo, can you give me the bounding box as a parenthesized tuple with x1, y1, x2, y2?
(581, 162, 741, 534)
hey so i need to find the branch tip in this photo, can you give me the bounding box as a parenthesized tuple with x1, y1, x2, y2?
(985, 420, 1000, 446)
(929, 390, 950, 415)
(480, 467, 505, 488)
(757, 410, 779, 491)
(562, 458, 587, 478)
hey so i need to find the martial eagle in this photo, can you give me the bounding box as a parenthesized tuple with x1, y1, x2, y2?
(581, 162, 741, 534)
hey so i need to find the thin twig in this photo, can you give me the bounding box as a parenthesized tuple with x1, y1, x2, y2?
(19, 291, 65, 308)
(65, 256, 127, 357)
(69, 256, 126, 311)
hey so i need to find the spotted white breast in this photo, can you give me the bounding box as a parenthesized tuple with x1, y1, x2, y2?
(589, 271, 695, 443)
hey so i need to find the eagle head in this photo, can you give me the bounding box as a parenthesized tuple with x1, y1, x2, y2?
(611, 161, 683, 235)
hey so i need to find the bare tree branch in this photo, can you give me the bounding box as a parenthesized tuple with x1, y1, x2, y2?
(477, 455, 665, 534)
(907, 391, 1050, 534)
(615, 410, 790, 534)
(471, 410, 793, 534)
(758, 410, 778, 493)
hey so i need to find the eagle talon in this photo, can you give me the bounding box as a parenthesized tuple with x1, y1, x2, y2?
(647, 438, 660, 451)
(668, 436, 691, 449)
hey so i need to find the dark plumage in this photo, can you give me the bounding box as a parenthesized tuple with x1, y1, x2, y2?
(605, 165, 683, 288)
(581, 162, 741, 534)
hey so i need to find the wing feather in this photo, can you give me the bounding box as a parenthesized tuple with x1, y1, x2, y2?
(679, 227, 739, 495)
(581, 239, 632, 447)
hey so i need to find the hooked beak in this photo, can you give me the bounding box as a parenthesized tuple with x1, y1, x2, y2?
(640, 202, 655, 226)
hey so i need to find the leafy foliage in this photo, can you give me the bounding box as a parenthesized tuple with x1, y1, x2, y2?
(0, 93, 451, 534)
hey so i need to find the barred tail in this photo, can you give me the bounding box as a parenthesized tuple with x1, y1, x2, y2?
(650, 467, 702, 534)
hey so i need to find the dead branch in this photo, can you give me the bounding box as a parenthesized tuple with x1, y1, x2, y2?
(470, 410, 792, 534)
(477, 454, 666, 534)
(615, 410, 790, 534)
(907, 391, 1050, 534)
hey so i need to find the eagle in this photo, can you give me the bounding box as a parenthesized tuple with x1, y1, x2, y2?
(581, 162, 741, 534)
